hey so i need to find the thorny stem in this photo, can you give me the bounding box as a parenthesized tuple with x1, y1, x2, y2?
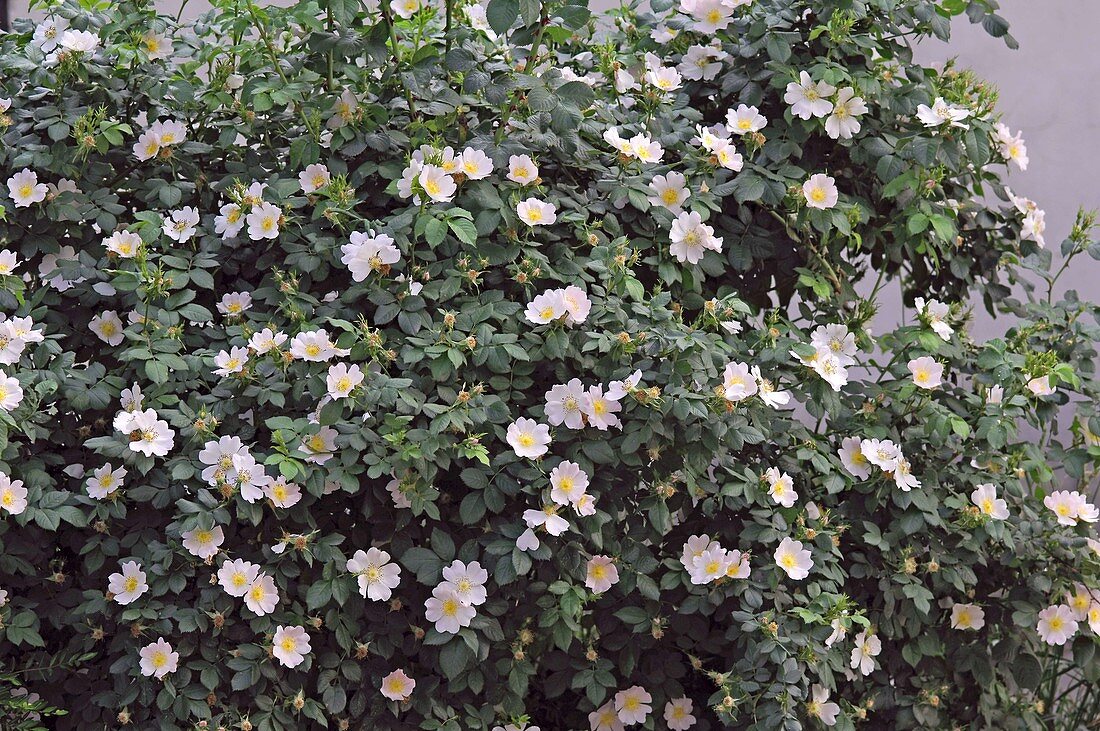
(245, 2, 322, 139)
(378, 0, 418, 120)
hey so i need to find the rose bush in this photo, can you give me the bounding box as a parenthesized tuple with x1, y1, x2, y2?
(1, 0, 1100, 729)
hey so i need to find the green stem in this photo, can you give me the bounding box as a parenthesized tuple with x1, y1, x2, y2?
(378, 1, 418, 120)
(245, 2, 322, 139)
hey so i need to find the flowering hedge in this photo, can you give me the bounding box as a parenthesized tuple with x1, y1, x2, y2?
(2, 0, 1100, 729)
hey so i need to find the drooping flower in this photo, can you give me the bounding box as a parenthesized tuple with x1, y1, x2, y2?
(806, 685, 840, 726)
(850, 630, 881, 675)
(970, 483, 1009, 520)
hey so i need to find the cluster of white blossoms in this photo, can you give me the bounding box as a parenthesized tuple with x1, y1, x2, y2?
(587, 690, 696, 730)
(1010, 190, 1047, 248)
(398, 144, 494, 204)
(764, 466, 797, 508)
(719, 360, 791, 408)
(679, 534, 750, 585)
(694, 123, 745, 171)
(424, 560, 489, 633)
(112, 387, 176, 458)
(218, 558, 279, 614)
(784, 72, 869, 140)
(791, 324, 859, 391)
(839, 435, 921, 491)
(4, 5, 1096, 728)
(524, 286, 591, 326)
(603, 127, 665, 164)
(212, 181, 283, 241)
(1034, 584, 1100, 647)
(133, 118, 187, 161)
(994, 123, 1029, 171)
(915, 297, 955, 339)
(1044, 490, 1100, 527)
(341, 229, 402, 282)
(916, 96, 971, 129)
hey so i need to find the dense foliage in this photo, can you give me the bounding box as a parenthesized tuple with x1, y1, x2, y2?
(1, 0, 1099, 729)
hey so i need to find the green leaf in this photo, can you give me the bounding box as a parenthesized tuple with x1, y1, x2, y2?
(485, 0, 519, 34)
(447, 217, 478, 246)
